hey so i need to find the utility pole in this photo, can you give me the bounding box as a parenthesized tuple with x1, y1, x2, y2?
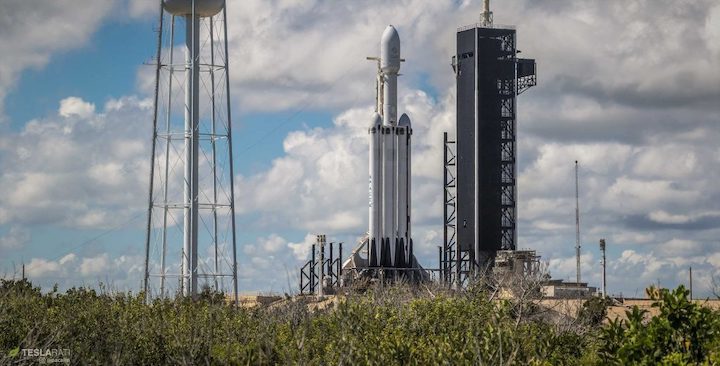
(575, 161, 581, 284)
(689, 266, 693, 300)
(600, 239, 607, 297)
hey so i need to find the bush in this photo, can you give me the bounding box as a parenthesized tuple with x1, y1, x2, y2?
(1, 280, 718, 364)
(599, 285, 720, 365)
(578, 296, 614, 326)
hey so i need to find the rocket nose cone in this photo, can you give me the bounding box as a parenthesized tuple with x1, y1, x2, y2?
(382, 25, 400, 45)
(369, 112, 382, 128)
(380, 25, 401, 73)
(398, 113, 411, 127)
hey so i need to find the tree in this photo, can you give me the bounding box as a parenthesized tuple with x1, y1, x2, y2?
(600, 285, 720, 365)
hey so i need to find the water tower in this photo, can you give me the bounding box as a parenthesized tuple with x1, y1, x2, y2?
(143, 0, 238, 302)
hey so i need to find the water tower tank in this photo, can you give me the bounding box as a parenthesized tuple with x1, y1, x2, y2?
(163, 0, 224, 17)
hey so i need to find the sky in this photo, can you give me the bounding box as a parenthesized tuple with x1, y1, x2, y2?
(0, 0, 719, 298)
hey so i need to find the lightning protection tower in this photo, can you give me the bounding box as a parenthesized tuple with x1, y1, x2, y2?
(143, 0, 238, 303)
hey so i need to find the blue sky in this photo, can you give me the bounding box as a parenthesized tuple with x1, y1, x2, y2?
(1, 0, 719, 297)
(5, 21, 151, 128)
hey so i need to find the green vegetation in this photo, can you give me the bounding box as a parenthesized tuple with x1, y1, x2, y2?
(600, 286, 720, 365)
(1, 279, 719, 365)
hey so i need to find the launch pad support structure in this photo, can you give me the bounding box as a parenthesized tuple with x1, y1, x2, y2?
(443, 11, 536, 287)
(299, 236, 343, 295)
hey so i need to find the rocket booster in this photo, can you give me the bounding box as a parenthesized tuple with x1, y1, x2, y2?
(368, 113, 382, 267)
(368, 25, 413, 269)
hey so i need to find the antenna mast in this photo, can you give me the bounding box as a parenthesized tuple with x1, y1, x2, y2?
(575, 160, 581, 284)
(600, 239, 606, 297)
(481, 0, 493, 27)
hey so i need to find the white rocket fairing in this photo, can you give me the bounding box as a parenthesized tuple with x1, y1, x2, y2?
(368, 25, 413, 269)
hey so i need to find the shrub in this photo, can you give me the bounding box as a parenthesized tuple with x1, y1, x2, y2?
(599, 285, 720, 365)
(1, 280, 718, 364)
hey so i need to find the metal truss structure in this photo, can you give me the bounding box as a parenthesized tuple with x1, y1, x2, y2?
(300, 235, 343, 295)
(144, 1, 238, 302)
(440, 132, 472, 288)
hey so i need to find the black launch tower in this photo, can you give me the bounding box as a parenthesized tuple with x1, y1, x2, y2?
(442, 18, 536, 284)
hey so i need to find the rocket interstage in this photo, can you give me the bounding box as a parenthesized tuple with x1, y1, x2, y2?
(368, 25, 414, 269)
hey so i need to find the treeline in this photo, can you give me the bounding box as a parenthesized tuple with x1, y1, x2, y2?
(1, 279, 719, 365)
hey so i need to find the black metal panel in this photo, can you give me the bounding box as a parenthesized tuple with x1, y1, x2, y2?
(517, 58, 535, 78)
(456, 27, 517, 263)
(455, 29, 477, 253)
(517, 58, 537, 95)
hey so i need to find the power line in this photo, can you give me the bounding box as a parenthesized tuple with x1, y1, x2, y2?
(236, 57, 372, 155)
(18, 210, 146, 275)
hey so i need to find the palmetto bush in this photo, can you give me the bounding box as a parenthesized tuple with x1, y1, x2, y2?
(1, 279, 718, 365)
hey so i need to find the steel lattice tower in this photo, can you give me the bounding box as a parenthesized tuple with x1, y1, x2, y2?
(143, 0, 238, 302)
(445, 4, 536, 280)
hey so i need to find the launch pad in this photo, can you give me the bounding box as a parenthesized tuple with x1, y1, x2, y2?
(299, 234, 430, 295)
(300, 26, 428, 294)
(300, 2, 537, 294)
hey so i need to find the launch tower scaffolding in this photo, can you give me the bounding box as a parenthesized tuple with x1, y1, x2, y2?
(441, 133, 472, 288)
(299, 236, 343, 295)
(447, 19, 536, 281)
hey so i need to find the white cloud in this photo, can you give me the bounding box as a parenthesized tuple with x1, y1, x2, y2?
(633, 145, 698, 179)
(0, 96, 152, 228)
(705, 4, 720, 56)
(26, 253, 76, 278)
(134, 0, 479, 112)
(0, 226, 30, 249)
(243, 233, 288, 256)
(59, 97, 96, 119)
(547, 253, 596, 283)
(611, 231, 656, 245)
(16, 252, 145, 291)
(80, 254, 109, 276)
(128, 0, 157, 19)
(3, 0, 720, 296)
(707, 253, 720, 268)
(655, 238, 704, 258)
(648, 211, 691, 225)
(611, 250, 683, 292)
(173, 0, 720, 114)
(287, 234, 317, 261)
(88, 162, 126, 186)
(0, 0, 116, 119)
(233, 88, 453, 269)
(603, 178, 701, 214)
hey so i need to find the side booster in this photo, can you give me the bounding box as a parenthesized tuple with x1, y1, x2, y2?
(368, 25, 413, 269)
